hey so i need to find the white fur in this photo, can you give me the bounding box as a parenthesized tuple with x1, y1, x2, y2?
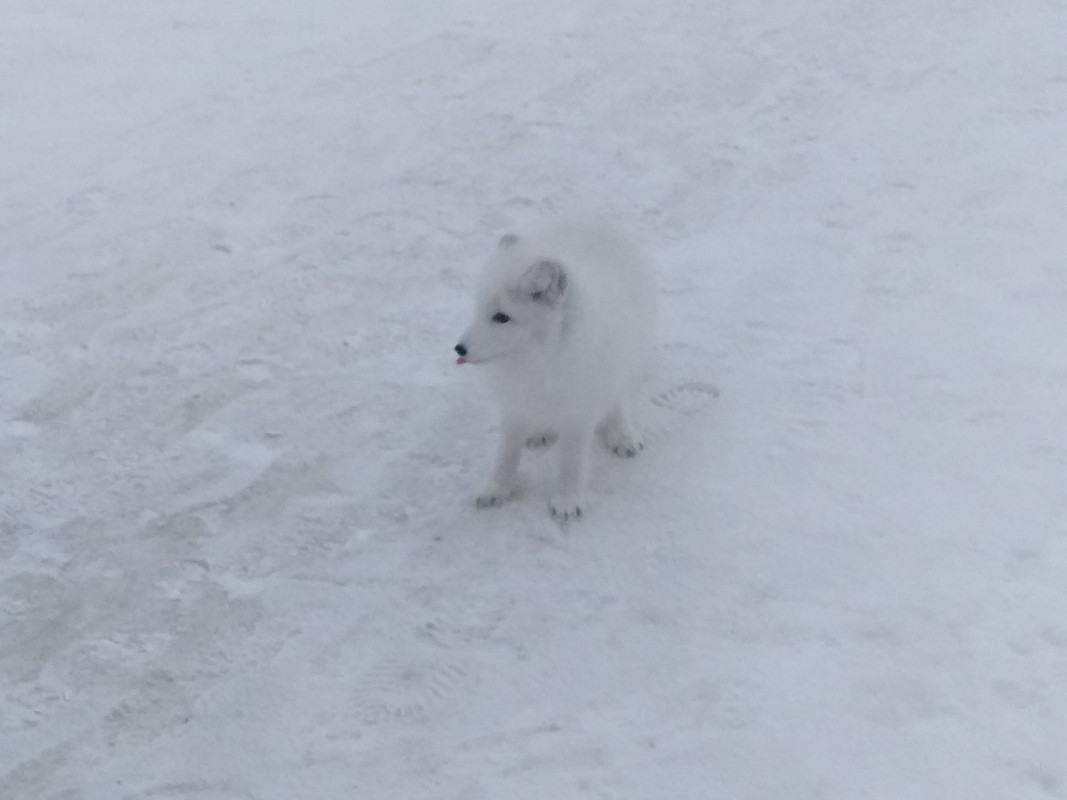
(455, 221, 659, 520)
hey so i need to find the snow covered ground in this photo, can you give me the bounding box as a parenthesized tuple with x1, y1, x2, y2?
(3, 1, 1066, 797)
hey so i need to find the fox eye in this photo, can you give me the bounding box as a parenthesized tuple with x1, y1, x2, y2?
(491, 312, 511, 323)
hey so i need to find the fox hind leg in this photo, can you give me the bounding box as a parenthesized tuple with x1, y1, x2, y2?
(600, 404, 643, 458)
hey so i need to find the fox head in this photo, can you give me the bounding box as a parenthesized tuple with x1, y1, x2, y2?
(454, 234, 568, 365)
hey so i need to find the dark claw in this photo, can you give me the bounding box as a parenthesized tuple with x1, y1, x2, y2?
(555, 508, 580, 521)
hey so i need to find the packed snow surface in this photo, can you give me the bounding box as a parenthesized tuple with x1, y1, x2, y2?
(2, 1, 1066, 798)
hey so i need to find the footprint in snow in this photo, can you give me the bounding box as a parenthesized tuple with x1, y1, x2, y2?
(641, 381, 720, 445)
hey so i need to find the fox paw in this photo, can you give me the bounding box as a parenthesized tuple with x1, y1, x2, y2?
(604, 428, 644, 458)
(475, 482, 516, 508)
(525, 432, 557, 449)
(549, 493, 586, 521)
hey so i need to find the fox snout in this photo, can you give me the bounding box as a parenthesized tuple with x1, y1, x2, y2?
(454, 341, 470, 365)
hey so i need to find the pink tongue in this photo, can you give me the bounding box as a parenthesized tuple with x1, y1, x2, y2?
(456, 357, 466, 365)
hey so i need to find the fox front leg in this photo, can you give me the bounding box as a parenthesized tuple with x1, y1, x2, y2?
(475, 419, 525, 507)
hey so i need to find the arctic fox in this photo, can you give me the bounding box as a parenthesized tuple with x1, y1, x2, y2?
(454, 221, 658, 520)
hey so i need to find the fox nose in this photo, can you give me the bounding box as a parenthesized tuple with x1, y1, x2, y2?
(454, 343, 467, 357)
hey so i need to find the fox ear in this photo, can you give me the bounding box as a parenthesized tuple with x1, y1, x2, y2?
(520, 259, 567, 305)
(498, 233, 519, 249)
